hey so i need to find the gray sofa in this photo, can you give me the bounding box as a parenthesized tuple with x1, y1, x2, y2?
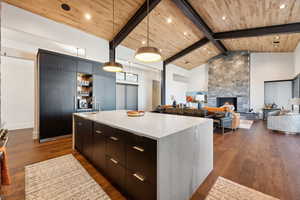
(267, 111, 300, 133)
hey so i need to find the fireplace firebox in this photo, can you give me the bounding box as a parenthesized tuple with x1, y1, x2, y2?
(217, 97, 238, 111)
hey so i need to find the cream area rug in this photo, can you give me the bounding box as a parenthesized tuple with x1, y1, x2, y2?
(25, 154, 111, 200)
(205, 177, 279, 200)
(239, 120, 254, 129)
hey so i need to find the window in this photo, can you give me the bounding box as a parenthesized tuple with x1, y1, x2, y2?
(126, 73, 138, 83)
(116, 72, 138, 83)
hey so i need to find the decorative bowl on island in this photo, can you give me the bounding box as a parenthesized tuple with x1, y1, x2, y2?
(127, 110, 145, 117)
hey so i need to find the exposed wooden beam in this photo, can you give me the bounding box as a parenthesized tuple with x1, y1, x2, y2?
(171, 0, 227, 53)
(214, 23, 300, 40)
(165, 38, 209, 64)
(109, 43, 115, 62)
(110, 0, 162, 49)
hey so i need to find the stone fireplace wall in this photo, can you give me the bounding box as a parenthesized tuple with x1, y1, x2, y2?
(207, 51, 250, 112)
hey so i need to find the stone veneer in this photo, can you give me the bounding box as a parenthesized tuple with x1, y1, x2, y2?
(207, 51, 250, 112)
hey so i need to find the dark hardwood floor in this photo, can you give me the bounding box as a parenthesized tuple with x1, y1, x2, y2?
(1, 120, 300, 200)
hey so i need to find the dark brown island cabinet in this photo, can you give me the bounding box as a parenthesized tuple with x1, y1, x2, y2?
(74, 115, 156, 200)
(73, 111, 213, 200)
(38, 49, 116, 142)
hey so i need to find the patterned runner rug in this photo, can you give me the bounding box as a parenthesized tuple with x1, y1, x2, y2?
(239, 120, 254, 129)
(25, 154, 111, 200)
(205, 177, 279, 200)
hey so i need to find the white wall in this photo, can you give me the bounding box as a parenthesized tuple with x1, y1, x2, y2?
(165, 64, 189, 104)
(1, 56, 34, 129)
(250, 53, 295, 112)
(188, 64, 208, 92)
(294, 42, 300, 76)
(165, 63, 208, 105)
(1, 2, 162, 131)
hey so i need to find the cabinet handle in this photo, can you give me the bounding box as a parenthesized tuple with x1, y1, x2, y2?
(109, 136, 118, 141)
(110, 158, 118, 164)
(95, 130, 102, 134)
(133, 146, 144, 152)
(133, 173, 145, 182)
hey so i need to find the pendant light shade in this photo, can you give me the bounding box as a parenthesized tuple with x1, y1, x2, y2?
(103, 0, 123, 72)
(135, 0, 162, 63)
(135, 46, 162, 63)
(102, 61, 123, 72)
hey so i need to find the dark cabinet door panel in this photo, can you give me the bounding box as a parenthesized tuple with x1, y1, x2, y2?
(93, 129, 106, 172)
(39, 52, 76, 140)
(74, 117, 83, 152)
(126, 134, 157, 185)
(106, 130, 126, 166)
(79, 118, 93, 161)
(106, 156, 126, 193)
(125, 170, 156, 200)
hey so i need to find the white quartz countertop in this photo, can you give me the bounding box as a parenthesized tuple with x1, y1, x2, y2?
(74, 110, 212, 140)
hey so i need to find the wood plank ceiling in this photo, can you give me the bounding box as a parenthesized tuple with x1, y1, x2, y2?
(121, 0, 205, 62)
(3, 0, 300, 69)
(3, 0, 145, 41)
(189, 0, 300, 55)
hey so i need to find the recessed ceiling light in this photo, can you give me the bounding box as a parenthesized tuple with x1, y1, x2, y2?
(183, 32, 188, 36)
(85, 13, 92, 20)
(222, 16, 226, 20)
(61, 3, 71, 11)
(280, 4, 286, 9)
(274, 36, 280, 40)
(142, 40, 146, 45)
(166, 17, 172, 24)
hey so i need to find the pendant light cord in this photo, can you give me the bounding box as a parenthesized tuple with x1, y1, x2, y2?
(112, 0, 115, 48)
(147, 0, 149, 47)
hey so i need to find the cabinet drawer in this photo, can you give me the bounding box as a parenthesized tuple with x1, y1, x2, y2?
(106, 156, 126, 192)
(94, 122, 112, 137)
(126, 134, 157, 184)
(126, 169, 156, 200)
(106, 130, 127, 165)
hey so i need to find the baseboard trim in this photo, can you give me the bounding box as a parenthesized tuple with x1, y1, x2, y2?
(39, 134, 72, 143)
(6, 122, 34, 130)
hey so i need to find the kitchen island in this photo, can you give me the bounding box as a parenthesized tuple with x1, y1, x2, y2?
(73, 110, 213, 200)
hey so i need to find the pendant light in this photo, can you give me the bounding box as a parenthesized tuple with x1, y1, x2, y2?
(103, 0, 123, 72)
(134, 0, 162, 63)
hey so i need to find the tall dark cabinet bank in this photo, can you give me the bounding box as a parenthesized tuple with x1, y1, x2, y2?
(38, 49, 116, 142)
